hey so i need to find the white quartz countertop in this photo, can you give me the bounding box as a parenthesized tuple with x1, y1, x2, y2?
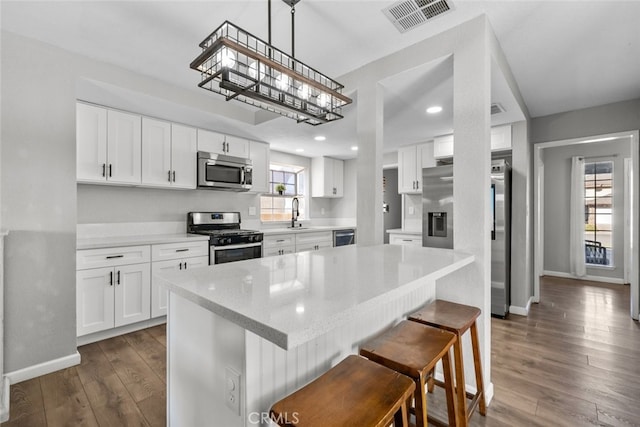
(158, 244, 473, 350)
(77, 233, 210, 250)
(386, 229, 421, 235)
(260, 225, 356, 235)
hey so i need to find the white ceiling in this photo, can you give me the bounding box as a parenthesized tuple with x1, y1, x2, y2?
(2, 1, 639, 159)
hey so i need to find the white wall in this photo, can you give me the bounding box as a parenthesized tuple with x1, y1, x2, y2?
(543, 140, 631, 280)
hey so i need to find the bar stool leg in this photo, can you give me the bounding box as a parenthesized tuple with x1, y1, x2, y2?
(441, 348, 459, 427)
(394, 398, 410, 427)
(414, 376, 428, 427)
(452, 339, 468, 426)
(470, 322, 487, 415)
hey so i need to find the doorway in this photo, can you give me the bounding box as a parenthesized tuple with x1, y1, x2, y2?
(383, 168, 402, 243)
(533, 130, 639, 319)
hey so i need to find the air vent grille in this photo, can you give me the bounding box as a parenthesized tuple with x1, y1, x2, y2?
(491, 103, 505, 115)
(383, 0, 454, 33)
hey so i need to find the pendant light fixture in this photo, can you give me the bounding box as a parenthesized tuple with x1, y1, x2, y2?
(190, 0, 352, 126)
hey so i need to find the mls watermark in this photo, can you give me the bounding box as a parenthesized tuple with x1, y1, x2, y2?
(248, 411, 300, 425)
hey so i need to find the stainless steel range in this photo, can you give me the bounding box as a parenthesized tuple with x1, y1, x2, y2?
(187, 212, 263, 264)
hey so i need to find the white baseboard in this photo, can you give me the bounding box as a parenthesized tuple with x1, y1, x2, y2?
(543, 270, 625, 285)
(77, 316, 166, 346)
(509, 296, 534, 316)
(0, 376, 10, 423)
(6, 351, 81, 385)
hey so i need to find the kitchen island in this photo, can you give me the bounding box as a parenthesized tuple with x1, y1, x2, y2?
(158, 244, 474, 427)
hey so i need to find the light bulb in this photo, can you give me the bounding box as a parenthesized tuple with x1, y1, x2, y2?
(248, 61, 266, 81)
(426, 105, 443, 114)
(317, 93, 330, 108)
(297, 84, 310, 100)
(276, 74, 290, 91)
(216, 48, 236, 68)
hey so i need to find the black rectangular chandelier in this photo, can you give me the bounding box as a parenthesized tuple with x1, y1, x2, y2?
(190, 3, 352, 126)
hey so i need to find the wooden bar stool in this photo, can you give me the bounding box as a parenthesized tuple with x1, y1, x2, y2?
(270, 354, 415, 427)
(408, 299, 486, 427)
(359, 320, 458, 427)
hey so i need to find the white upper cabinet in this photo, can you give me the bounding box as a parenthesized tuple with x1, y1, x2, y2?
(224, 135, 249, 158)
(312, 157, 344, 198)
(197, 129, 249, 157)
(77, 103, 108, 182)
(141, 117, 172, 186)
(141, 119, 197, 189)
(106, 110, 142, 184)
(248, 140, 270, 194)
(433, 124, 512, 159)
(170, 124, 198, 189)
(76, 103, 141, 184)
(398, 142, 436, 194)
(197, 129, 226, 154)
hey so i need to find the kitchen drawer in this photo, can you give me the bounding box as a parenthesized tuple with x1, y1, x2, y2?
(263, 234, 296, 249)
(77, 245, 150, 270)
(263, 246, 296, 257)
(296, 241, 333, 253)
(389, 234, 422, 246)
(151, 240, 209, 262)
(295, 231, 333, 245)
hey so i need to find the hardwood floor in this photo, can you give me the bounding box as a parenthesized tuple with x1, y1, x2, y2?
(2, 326, 167, 427)
(2, 277, 639, 426)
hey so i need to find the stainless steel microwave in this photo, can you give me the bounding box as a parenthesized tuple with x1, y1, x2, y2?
(197, 151, 252, 191)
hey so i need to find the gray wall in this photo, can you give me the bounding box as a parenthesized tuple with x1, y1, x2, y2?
(532, 98, 640, 143)
(1, 32, 78, 372)
(543, 140, 631, 279)
(532, 98, 640, 283)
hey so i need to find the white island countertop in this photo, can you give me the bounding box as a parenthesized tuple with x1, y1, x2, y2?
(158, 244, 473, 349)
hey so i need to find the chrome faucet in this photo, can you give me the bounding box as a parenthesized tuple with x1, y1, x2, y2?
(291, 197, 299, 228)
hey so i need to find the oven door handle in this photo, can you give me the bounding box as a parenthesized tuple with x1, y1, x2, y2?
(212, 242, 262, 251)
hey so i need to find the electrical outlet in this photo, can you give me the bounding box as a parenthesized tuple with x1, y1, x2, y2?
(408, 206, 415, 215)
(248, 206, 256, 216)
(225, 367, 241, 415)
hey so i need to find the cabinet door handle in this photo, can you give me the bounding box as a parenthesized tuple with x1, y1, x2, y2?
(179, 262, 183, 270)
(168, 170, 172, 182)
(176, 248, 189, 252)
(102, 163, 106, 177)
(108, 164, 112, 177)
(116, 270, 121, 285)
(184, 262, 188, 270)
(106, 255, 124, 259)
(109, 271, 113, 286)
(173, 171, 176, 182)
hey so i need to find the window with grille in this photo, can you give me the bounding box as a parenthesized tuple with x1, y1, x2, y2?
(260, 164, 306, 222)
(584, 161, 613, 266)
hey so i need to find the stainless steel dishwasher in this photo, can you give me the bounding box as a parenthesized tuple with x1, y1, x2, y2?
(333, 229, 356, 246)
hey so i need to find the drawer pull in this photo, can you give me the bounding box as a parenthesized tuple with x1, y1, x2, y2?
(176, 248, 189, 252)
(402, 239, 413, 242)
(106, 255, 124, 259)
(276, 239, 285, 242)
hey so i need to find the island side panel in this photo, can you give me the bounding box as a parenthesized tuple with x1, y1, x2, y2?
(168, 293, 246, 427)
(244, 278, 437, 425)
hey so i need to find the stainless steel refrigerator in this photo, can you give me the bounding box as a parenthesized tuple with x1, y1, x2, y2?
(422, 160, 511, 317)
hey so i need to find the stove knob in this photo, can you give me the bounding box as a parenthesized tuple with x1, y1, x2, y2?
(223, 237, 231, 245)
(248, 235, 255, 242)
(255, 234, 262, 242)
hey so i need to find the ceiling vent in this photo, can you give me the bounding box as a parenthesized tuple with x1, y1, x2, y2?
(491, 103, 505, 115)
(382, 0, 454, 33)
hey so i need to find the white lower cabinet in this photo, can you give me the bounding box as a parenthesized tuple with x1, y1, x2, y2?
(151, 255, 208, 317)
(76, 258, 151, 337)
(150, 241, 209, 317)
(295, 231, 333, 252)
(262, 233, 296, 257)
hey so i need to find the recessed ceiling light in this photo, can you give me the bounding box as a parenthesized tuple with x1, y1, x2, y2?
(351, 146, 358, 151)
(295, 148, 304, 153)
(314, 135, 326, 141)
(426, 106, 443, 114)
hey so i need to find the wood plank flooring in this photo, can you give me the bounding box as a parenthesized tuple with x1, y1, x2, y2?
(2, 276, 639, 426)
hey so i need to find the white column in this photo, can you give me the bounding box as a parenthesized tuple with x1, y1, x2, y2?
(452, 17, 493, 391)
(356, 84, 384, 246)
